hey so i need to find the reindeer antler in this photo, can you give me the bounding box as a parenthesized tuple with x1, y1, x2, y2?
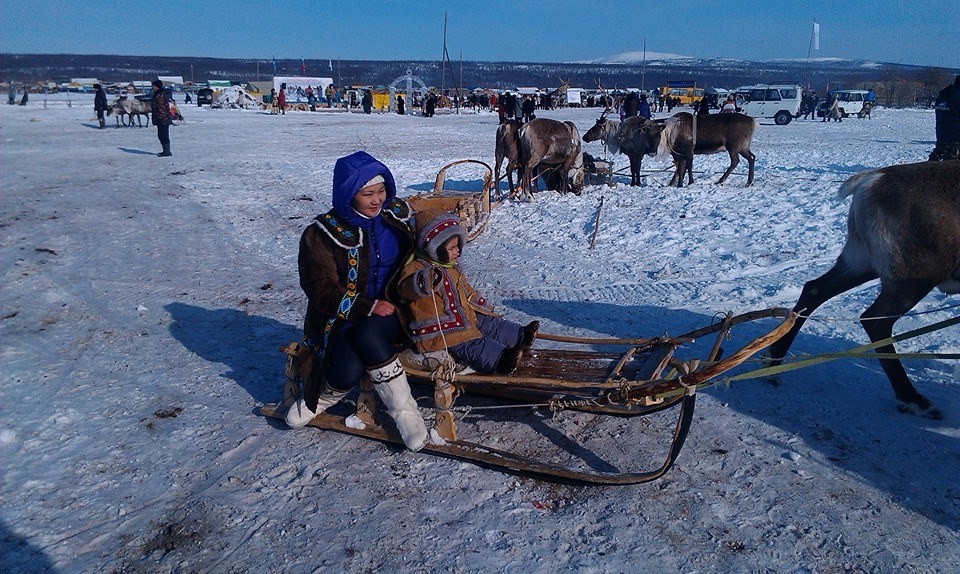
(596, 78, 612, 115)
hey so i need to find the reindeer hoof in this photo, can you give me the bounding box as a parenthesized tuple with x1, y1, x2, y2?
(897, 400, 943, 420)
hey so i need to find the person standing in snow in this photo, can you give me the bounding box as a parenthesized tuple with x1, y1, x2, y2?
(823, 91, 841, 122)
(397, 209, 539, 375)
(278, 87, 286, 115)
(93, 84, 108, 129)
(637, 93, 652, 119)
(620, 91, 639, 120)
(361, 90, 373, 114)
(930, 75, 960, 161)
(150, 80, 172, 157)
(521, 95, 536, 123)
(286, 151, 428, 451)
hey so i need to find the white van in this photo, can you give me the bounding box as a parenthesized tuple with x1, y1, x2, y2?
(735, 84, 802, 125)
(828, 90, 870, 118)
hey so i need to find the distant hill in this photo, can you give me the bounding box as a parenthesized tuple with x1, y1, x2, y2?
(1, 53, 956, 97)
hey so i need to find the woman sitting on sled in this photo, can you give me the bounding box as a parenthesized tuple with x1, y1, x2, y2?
(285, 151, 428, 452)
(397, 209, 539, 375)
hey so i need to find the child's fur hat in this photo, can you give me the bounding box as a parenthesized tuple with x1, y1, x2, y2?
(414, 208, 466, 262)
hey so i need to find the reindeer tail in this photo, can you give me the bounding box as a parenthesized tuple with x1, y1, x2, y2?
(655, 116, 678, 162)
(838, 170, 883, 200)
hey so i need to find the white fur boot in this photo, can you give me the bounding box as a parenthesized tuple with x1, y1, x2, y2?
(369, 358, 428, 451)
(285, 382, 347, 429)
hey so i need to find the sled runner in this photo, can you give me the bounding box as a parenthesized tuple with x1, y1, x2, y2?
(260, 307, 795, 485)
(406, 159, 497, 241)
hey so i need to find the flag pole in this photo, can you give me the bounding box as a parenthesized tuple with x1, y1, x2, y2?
(804, 21, 818, 91)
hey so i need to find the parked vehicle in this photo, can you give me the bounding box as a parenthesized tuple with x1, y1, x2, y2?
(735, 84, 801, 125)
(816, 90, 869, 118)
(196, 88, 214, 106)
(660, 82, 704, 106)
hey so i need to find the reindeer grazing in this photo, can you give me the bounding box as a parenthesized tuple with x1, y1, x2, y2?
(766, 161, 960, 420)
(108, 96, 151, 127)
(583, 113, 665, 186)
(494, 119, 523, 198)
(655, 112, 757, 187)
(517, 118, 584, 199)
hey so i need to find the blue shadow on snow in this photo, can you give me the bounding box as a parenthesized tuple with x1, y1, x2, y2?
(504, 297, 960, 530)
(164, 302, 301, 404)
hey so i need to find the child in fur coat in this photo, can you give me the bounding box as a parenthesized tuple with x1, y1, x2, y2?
(398, 209, 538, 374)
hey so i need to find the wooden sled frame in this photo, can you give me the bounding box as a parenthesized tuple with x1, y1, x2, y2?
(406, 159, 497, 242)
(261, 308, 796, 485)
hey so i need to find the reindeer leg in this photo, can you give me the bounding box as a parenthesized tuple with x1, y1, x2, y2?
(685, 151, 695, 185)
(766, 261, 877, 367)
(494, 159, 504, 200)
(629, 154, 640, 186)
(743, 150, 756, 186)
(716, 150, 740, 184)
(674, 155, 687, 188)
(861, 280, 941, 420)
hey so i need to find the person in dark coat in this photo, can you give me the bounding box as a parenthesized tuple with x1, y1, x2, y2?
(150, 80, 172, 156)
(397, 94, 405, 115)
(637, 93, 651, 119)
(930, 75, 960, 161)
(361, 90, 372, 114)
(424, 92, 437, 117)
(621, 92, 639, 119)
(285, 151, 427, 451)
(521, 95, 535, 123)
(696, 98, 710, 115)
(94, 84, 108, 129)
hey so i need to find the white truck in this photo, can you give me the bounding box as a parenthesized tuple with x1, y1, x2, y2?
(735, 84, 802, 125)
(818, 90, 871, 118)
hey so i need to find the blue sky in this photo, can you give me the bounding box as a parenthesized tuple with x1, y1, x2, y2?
(1, 0, 957, 68)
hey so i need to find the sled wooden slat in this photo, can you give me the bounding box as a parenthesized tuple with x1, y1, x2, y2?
(263, 307, 797, 484)
(259, 395, 697, 486)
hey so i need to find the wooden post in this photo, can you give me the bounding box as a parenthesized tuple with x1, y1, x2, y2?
(434, 381, 458, 441)
(589, 196, 604, 249)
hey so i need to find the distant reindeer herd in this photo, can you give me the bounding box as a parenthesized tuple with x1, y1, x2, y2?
(495, 88, 758, 198)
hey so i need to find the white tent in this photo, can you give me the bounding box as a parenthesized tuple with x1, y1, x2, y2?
(273, 76, 334, 102)
(211, 86, 260, 110)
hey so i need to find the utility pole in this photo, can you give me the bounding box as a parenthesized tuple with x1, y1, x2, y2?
(640, 38, 646, 92)
(439, 11, 456, 104)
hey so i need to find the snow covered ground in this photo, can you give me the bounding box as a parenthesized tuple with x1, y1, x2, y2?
(2, 95, 959, 573)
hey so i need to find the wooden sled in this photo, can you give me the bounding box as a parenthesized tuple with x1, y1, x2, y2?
(260, 307, 795, 485)
(406, 159, 497, 241)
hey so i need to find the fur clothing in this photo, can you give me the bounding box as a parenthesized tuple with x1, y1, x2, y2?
(299, 151, 414, 408)
(398, 209, 495, 353)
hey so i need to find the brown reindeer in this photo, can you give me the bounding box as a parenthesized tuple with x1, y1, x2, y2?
(766, 161, 960, 420)
(494, 119, 523, 198)
(583, 113, 665, 186)
(655, 112, 757, 187)
(518, 118, 584, 199)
